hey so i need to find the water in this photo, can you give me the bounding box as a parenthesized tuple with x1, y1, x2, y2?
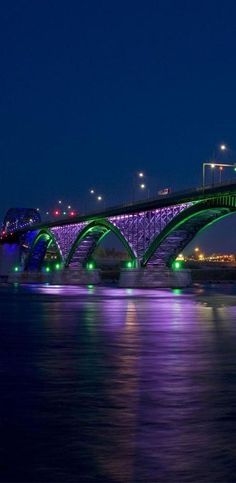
(1, 283, 236, 482)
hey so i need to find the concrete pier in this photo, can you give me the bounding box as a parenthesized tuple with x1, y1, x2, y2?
(118, 268, 192, 288)
(0, 244, 21, 276)
(8, 269, 101, 285)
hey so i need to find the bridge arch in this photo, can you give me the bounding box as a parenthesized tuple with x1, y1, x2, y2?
(66, 219, 136, 268)
(142, 198, 236, 267)
(24, 229, 63, 271)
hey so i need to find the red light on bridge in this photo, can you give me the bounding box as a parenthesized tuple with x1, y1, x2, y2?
(54, 210, 60, 216)
(219, 166, 224, 171)
(69, 211, 76, 216)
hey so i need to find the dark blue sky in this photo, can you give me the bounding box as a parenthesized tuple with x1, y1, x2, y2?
(1, 0, 236, 251)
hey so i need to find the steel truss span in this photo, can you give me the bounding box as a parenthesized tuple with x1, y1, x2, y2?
(2, 183, 236, 272)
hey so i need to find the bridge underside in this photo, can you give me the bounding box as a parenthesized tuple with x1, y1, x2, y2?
(25, 231, 62, 271)
(66, 225, 107, 268)
(143, 204, 235, 267)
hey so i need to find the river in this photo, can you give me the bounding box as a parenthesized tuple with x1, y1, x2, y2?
(1, 283, 236, 482)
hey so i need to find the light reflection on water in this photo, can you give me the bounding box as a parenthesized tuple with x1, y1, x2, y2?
(0, 284, 236, 482)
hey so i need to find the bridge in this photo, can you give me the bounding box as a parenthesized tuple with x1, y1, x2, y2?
(1, 182, 236, 287)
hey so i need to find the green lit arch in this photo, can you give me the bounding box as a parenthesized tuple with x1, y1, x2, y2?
(24, 229, 63, 271)
(66, 219, 136, 267)
(142, 199, 236, 267)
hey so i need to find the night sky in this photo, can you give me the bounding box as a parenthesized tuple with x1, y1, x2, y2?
(1, 0, 236, 252)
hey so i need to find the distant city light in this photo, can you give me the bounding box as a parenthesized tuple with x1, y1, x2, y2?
(14, 266, 19, 272)
(55, 263, 60, 270)
(58, 200, 62, 204)
(45, 267, 50, 272)
(176, 253, 184, 261)
(63, 211, 67, 215)
(126, 261, 133, 268)
(138, 172, 144, 178)
(220, 144, 227, 151)
(140, 183, 146, 189)
(97, 195, 102, 201)
(194, 247, 199, 252)
(54, 210, 59, 216)
(211, 164, 215, 168)
(68, 205, 71, 209)
(90, 189, 95, 194)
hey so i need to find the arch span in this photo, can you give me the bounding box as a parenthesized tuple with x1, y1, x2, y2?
(24, 229, 63, 271)
(142, 199, 236, 267)
(66, 219, 136, 268)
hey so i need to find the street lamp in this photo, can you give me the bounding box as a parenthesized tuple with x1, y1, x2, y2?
(202, 144, 231, 189)
(219, 165, 224, 183)
(202, 162, 236, 189)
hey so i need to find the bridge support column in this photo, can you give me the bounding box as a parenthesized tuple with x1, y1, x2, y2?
(51, 268, 101, 285)
(118, 268, 192, 288)
(0, 243, 21, 278)
(8, 269, 102, 285)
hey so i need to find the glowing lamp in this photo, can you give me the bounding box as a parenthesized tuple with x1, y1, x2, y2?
(87, 262, 94, 270)
(173, 261, 181, 270)
(14, 266, 19, 272)
(45, 267, 50, 273)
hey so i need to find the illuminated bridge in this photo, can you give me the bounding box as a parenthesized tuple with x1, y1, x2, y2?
(1, 182, 236, 287)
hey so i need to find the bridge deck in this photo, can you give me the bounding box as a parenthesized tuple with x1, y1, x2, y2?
(34, 181, 236, 231)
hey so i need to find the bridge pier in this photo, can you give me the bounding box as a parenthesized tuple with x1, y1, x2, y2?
(8, 268, 102, 285)
(51, 268, 101, 285)
(0, 243, 21, 277)
(118, 268, 192, 288)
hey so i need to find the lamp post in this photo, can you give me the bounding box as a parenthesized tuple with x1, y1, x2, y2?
(219, 165, 223, 184)
(202, 162, 236, 190)
(202, 144, 231, 190)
